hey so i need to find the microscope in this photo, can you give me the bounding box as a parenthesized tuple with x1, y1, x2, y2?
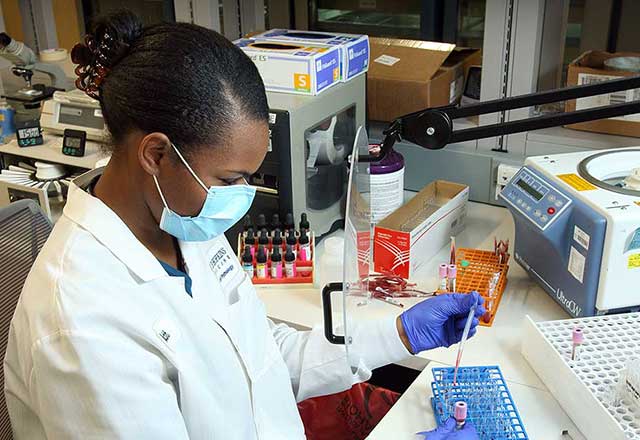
(0, 32, 73, 118)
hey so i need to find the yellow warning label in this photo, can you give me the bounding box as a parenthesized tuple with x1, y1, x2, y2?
(629, 254, 640, 269)
(557, 173, 597, 191)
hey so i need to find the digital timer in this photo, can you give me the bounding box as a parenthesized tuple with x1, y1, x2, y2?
(62, 129, 87, 157)
(16, 119, 43, 147)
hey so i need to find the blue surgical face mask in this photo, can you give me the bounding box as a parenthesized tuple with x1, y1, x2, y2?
(153, 143, 256, 242)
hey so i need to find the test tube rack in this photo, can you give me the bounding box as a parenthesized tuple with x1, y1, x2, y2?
(430, 365, 528, 440)
(455, 248, 509, 326)
(236, 232, 315, 287)
(522, 313, 640, 440)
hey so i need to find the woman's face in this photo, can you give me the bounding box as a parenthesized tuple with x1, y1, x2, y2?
(144, 118, 269, 222)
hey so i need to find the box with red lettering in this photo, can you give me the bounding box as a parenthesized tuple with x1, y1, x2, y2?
(373, 180, 468, 280)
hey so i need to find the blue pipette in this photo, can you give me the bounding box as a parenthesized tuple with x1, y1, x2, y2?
(453, 297, 478, 385)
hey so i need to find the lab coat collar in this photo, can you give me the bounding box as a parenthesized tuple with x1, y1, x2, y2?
(64, 168, 168, 283)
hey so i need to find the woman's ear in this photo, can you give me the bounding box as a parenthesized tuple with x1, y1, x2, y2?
(138, 132, 173, 176)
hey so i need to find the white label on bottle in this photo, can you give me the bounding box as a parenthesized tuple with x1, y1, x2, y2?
(285, 262, 296, 278)
(576, 73, 640, 122)
(300, 244, 311, 261)
(369, 167, 405, 224)
(374, 54, 400, 67)
(568, 246, 585, 283)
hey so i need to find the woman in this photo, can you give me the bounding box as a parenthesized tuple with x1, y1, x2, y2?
(4, 11, 483, 439)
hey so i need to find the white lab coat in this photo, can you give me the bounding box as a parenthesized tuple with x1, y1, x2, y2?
(4, 169, 410, 440)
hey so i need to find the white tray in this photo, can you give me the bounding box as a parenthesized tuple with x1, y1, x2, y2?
(521, 313, 640, 440)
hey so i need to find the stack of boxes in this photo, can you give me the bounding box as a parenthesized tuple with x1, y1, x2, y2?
(235, 29, 370, 95)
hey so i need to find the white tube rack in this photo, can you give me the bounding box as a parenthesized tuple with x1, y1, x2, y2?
(522, 313, 640, 440)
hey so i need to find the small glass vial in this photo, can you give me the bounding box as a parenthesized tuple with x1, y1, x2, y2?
(285, 245, 297, 278)
(298, 230, 311, 262)
(242, 246, 254, 278)
(256, 246, 268, 279)
(271, 246, 283, 279)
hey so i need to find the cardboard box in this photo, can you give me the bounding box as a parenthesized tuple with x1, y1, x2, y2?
(565, 51, 640, 137)
(367, 37, 481, 122)
(235, 38, 341, 95)
(252, 29, 369, 82)
(374, 180, 468, 280)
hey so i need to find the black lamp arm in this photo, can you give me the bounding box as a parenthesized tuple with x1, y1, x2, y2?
(373, 75, 640, 158)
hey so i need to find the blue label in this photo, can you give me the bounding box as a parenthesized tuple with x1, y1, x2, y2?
(315, 50, 339, 92)
(263, 29, 288, 37)
(294, 51, 312, 57)
(0, 107, 15, 138)
(329, 35, 358, 43)
(234, 38, 253, 48)
(345, 38, 369, 79)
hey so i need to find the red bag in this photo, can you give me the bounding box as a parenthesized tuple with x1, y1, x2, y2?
(298, 383, 400, 440)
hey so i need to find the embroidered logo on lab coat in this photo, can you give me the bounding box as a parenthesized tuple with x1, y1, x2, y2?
(209, 247, 237, 286)
(153, 319, 181, 351)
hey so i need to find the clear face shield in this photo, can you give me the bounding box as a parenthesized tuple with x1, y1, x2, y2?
(321, 126, 373, 357)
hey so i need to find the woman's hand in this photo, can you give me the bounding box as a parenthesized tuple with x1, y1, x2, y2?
(396, 292, 485, 354)
(417, 417, 479, 439)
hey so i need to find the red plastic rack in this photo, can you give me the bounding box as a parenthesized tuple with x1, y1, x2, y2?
(237, 232, 315, 287)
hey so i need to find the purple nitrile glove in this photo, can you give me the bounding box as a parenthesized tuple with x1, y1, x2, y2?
(400, 291, 485, 354)
(417, 417, 479, 440)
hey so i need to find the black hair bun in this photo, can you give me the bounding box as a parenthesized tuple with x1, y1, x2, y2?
(0, 32, 11, 48)
(71, 10, 143, 99)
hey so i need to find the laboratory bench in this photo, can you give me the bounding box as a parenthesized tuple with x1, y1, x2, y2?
(254, 200, 588, 439)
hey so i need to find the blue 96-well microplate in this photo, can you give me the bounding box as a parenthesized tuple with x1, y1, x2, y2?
(431, 365, 528, 440)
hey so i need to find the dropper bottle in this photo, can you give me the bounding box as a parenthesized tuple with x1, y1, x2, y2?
(284, 245, 296, 277)
(242, 246, 254, 278)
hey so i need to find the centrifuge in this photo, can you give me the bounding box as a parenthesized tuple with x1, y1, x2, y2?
(501, 147, 640, 317)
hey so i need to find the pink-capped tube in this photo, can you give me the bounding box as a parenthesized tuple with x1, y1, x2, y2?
(571, 327, 584, 361)
(448, 264, 457, 292)
(439, 263, 448, 291)
(572, 327, 584, 344)
(454, 401, 467, 429)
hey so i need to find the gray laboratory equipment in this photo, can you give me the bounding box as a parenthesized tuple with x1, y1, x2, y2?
(227, 74, 365, 241)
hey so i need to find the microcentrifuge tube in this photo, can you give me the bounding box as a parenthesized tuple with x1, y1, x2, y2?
(454, 401, 467, 430)
(439, 264, 448, 291)
(571, 327, 584, 361)
(448, 264, 457, 292)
